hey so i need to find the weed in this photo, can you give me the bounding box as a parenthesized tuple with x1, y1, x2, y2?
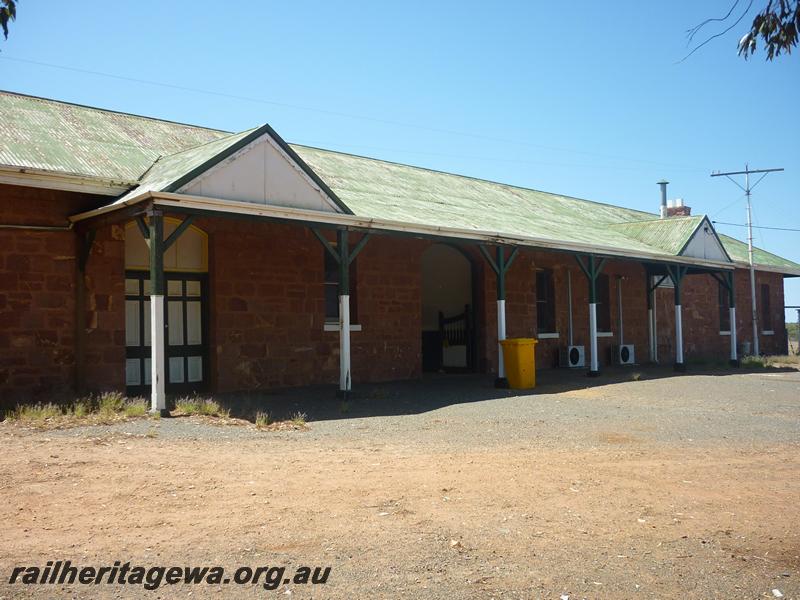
(290, 411, 307, 427)
(9, 403, 62, 422)
(70, 400, 90, 418)
(631, 372, 642, 382)
(175, 396, 229, 417)
(123, 399, 148, 417)
(255, 411, 271, 428)
(98, 391, 125, 415)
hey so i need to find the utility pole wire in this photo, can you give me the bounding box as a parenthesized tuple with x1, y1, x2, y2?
(713, 220, 800, 233)
(0, 55, 705, 172)
(711, 165, 784, 356)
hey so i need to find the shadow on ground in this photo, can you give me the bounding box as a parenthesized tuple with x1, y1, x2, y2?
(209, 363, 798, 423)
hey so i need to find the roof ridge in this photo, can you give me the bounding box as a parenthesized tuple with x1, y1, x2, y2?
(289, 142, 658, 220)
(0, 89, 233, 135)
(157, 126, 259, 160)
(610, 215, 702, 225)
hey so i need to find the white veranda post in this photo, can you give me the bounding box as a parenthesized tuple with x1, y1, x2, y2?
(497, 299, 506, 379)
(339, 294, 351, 393)
(148, 211, 167, 414)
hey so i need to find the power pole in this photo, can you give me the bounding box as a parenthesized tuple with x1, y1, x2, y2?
(711, 165, 784, 356)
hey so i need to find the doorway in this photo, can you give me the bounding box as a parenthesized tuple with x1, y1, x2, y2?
(421, 244, 476, 372)
(124, 218, 209, 396)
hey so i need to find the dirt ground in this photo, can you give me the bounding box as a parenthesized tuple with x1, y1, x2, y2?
(1, 368, 799, 599)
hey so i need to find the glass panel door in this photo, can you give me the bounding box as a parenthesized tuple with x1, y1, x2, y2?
(125, 271, 208, 396)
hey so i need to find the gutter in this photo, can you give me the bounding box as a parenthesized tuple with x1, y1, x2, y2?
(71, 190, 740, 271)
(0, 222, 73, 231)
(0, 165, 135, 196)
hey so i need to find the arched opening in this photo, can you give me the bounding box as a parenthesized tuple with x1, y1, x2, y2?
(123, 218, 209, 395)
(421, 243, 476, 372)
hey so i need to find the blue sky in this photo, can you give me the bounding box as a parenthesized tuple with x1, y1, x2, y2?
(2, 1, 799, 320)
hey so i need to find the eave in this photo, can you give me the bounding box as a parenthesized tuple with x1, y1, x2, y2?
(0, 165, 135, 196)
(70, 190, 740, 272)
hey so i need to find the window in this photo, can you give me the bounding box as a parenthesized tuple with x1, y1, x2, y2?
(324, 248, 358, 322)
(596, 273, 611, 332)
(718, 281, 730, 332)
(536, 269, 556, 333)
(760, 283, 772, 331)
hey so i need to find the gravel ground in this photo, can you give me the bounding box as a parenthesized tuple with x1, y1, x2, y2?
(50, 366, 800, 449)
(2, 366, 799, 600)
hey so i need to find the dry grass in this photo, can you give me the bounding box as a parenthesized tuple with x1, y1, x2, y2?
(173, 396, 230, 418)
(741, 354, 800, 369)
(255, 411, 271, 428)
(4, 393, 151, 429)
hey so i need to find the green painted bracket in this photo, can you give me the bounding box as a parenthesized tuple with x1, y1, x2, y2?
(135, 215, 150, 241)
(311, 228, 340, 263)
(648, 274, 669, 294)
(575, 254, 606, 304)
(348, 233, 371, 264)
(163, 215, 195, 251)
(311, 228, 370, 267)
(478, 245, 518, 276)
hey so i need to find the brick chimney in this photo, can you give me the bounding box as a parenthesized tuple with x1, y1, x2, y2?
(666, 198, 691, 217)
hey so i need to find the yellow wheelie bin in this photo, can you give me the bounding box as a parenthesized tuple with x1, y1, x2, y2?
(500, 338, 538, 389)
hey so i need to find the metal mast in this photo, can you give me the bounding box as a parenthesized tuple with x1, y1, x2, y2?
(711, 165, 784, 356)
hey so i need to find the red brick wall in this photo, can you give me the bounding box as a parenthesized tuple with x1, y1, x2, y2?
(0, 184, 108, 404)
(201, 218, 427, 391)
(654, 268, 786, 361)
(480, 252, 652, 372)
(1, 185, 792, 401)
(83, 225, 126, 392)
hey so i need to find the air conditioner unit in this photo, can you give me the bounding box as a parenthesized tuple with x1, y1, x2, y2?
(560, 345, 585, 368)
(616, 344, 635, 365)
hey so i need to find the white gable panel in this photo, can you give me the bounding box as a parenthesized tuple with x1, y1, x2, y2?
(680, 218, 729, 262)
(179, 135, 341, 213)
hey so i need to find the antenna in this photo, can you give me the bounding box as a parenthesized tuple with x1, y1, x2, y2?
(711, 165, 784, 356)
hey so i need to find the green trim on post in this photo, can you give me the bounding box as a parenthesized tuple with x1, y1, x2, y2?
(337, 229, 350, 296)
(575, 254, 606, 303)
(496, 246, 505, 300)
(575, 254, 606, 377)
(726, 271, 735, 308)
(149, 211, 165, 296)
(148, 209, 169, 417)
(666, 265, 688, 305)
(477, 244, 519, 389)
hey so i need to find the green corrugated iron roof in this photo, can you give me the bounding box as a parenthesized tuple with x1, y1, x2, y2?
(2, 90, 798, 274)
(116, 127, 259, 202)
(290, 144, 665, 255)
(608, 216, 704, 255)
(719, 234, 800, 271)
(0, 91, 228, 182)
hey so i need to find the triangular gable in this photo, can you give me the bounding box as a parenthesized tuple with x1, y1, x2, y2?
(678, 216, 731, 262)
(175, 124, 349, 213)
